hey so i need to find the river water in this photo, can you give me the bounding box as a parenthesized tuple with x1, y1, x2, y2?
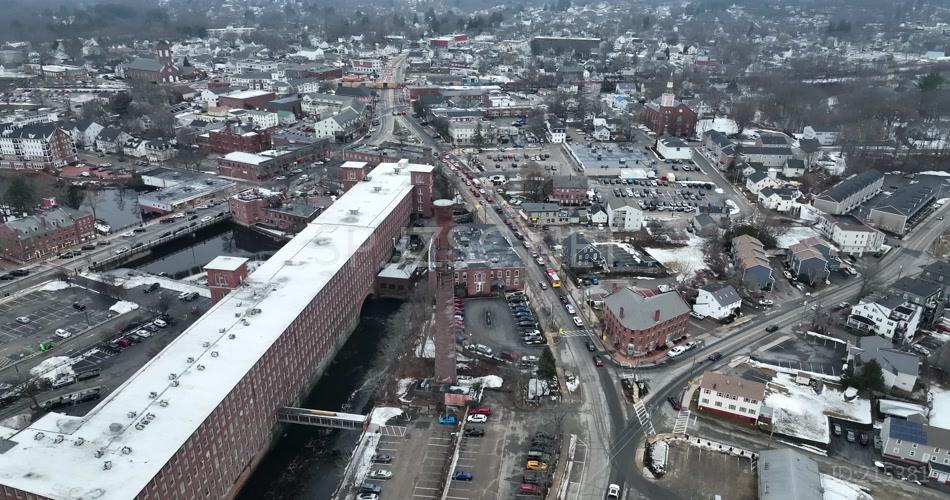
(80, 188, 143, 231)
(237, 299, 400, 500)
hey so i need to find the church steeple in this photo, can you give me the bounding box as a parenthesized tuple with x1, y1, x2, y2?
(156, 40, 172, 66)
(660, 81, 675, 107)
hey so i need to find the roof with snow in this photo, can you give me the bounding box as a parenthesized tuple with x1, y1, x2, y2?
(757, 449, 822, 500)
(203, 256, 249, 272)
(0, 160, 433, 500)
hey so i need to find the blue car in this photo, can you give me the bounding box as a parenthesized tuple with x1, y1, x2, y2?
(438, 415, 458, 425)
(452, 471, 473, 481)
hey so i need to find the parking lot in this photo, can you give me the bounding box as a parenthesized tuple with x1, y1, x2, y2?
(658, 440, 756, 500)
(0, 284, 116, 368)
(471, 143, 574, 178)
(750, 333, 848, 378)
(463, 297, 546, 359)
(366, 419, 456, 500)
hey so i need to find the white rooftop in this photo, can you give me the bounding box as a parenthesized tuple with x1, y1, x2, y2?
(222, 151, 268, 165)
(0, 161, 431, 500)
(223, 89, 273, 100)
(203, 256, 249, 272)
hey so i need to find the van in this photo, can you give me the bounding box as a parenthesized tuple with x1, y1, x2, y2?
(475, 344, 493, 356)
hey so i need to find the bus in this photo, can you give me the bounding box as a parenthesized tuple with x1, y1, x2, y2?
(545, 268, 562, 288)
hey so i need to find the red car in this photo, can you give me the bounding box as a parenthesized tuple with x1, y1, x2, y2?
(518, 483, 542, 495)
(468, 406, 492, 416)
(592, 355, 604, 367)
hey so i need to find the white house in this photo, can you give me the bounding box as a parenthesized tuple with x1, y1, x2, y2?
(70, 120, 104, 150)
(241, 110, 279, 129)
(758, 187, 800, 213)
(851, 336, 919, 393)
(802, 126, 840, 146)
(745, 171, 778, 195)
(312, 106, 362, 140)
(847, 293, 923, 343)
(656, 136, 692, 160)
(606, 201, 643, 232)
(546, 119, 565, 143)
(592, 125, 611, 141)
(590, 205, 609, 225)
(815, 213, 885, 257)
(698, 372, 766, 423)
(693, 283, 741, 320)
(782, 159, 806, 178)
(199, 88, 229, 108)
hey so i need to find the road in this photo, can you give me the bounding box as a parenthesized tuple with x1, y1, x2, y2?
(0, 205, 231, 296)
(365, 54, 408, 146)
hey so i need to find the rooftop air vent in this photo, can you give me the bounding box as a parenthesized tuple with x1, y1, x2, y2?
(34, 432, 44, 440)
(74, 437, 85, 446)
(54, 435, 64, 444)
(94, 450, 103, 458)
(159, 400, 169, 407)
(197, 365, 205, 371)
(218, 329, 225, 334)
(171, 380, 180, 387)
(242, 318, 250, 326)
(186, 357, 195, 363)
(103, 461, 112, 470)
(373, 186, 382, 192)
(168, 374, 177, 381)
(202, 341, 211, 348)
(211, 351, 219, 358)
(127, 411, 137, 419)
(349, 208, 360, 215)
(121, 447, 132, 455)
(109, 423, 122, 433)
(228, 334, 236, 340)
(148, 392, 157, 399)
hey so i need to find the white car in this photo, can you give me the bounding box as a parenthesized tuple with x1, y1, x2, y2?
(172, 212, 186, 219)
(667, 346, 687, 358)
(16, 316, 30, 324)
(466, 414, 488, 423)
(689, 311, 706, 320)
(200, 216, 213, 223)
(607, 484, 621, 498)
(120, 231, 134, 238)
(153, 319, 168, 328)
(114, 247, 130, 255)
(55, 329, 71, 339)
(572, 316, 584, 327)
(565, 304, 576, 315)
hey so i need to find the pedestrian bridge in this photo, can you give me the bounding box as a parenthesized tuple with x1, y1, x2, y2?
(277, 407, 368, 430)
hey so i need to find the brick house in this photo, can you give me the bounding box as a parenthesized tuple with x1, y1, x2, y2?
(0, 208, 95, 262)
(603, 287, 690, 356)
(208, 123, 272, 154)
(217, 143, 324, 181)
(549, 176, 589, 205)
(638, 82, 698, 137)
(452, 224, 525, 296)
(229, 188, 325, 234)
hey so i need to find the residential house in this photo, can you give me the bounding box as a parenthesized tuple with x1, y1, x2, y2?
(867, 184, 935, 236)
(881, 415, 950, 483)
(732, 235, 774, 290)
(0, 208, 95, 262)
(312, 106, 363, 141)
(69, 120, 104, 150)
(301, 93, 361, 117)
(782, 159, 806, 178)
(638, 82, 698, 137)
(520, 203, 572, 226)
(546, 118, 565, 143)
(702, 130, 737, 169)
(786, 237, 840, 286)
(693, 283, 741, 320)
(758, 187, 800, 213)
(891, 276, 944, 326)
(814, 213, 885, 257)
(95, 128, 131, 154)
(757, 449, 824, 500)
(606, 199, 644, 232)
(562, 233, 604, 269)
(603, 287, 691, 356)
(144, 140, 177, 163)
(755, 133, 790, 149)
(698, 371, 765, 423)
(199, 87, 231, 108)
(740, 146, 794, 168)
(589, 204, 609, 225)
(745, 170, 778, 195)
(550, 176, 589, 205)
(847, 293, 923, 343)
(691, 213, 723, 236)
(812, 170, 884, 215)
(802, 126, 840, 146)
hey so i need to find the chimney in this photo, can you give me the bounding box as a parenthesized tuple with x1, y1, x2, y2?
(654, 309, 661, 322)
(619, 307, 624, 319)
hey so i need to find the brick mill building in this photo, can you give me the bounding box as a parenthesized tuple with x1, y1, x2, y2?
(0, 208, 95, 262)
(0, 160, 434, 500)
(204, 256, 250, 304)
(452, 223, 525, 296)
(603, 287, 690, 356)
(638, 82, 698, 138)
(208, 123, 273, 154)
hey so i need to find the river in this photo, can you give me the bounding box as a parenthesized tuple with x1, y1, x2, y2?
(79, 188, 143, 231)
(237, 298, 400, 500)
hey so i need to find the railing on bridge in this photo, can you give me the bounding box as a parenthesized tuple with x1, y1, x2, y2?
(90, 213, 231, 270)
(277, 407, 368, 430)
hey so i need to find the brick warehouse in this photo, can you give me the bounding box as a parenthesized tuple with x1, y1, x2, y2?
(0, 160, 434, 500)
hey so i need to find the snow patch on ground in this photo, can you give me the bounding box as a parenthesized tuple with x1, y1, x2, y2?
(109, 300, 139, 315)
(457, 375, 503, 389)
(725, 199, 740, 215)
(929, 386, 950, 430)
(776, 226, 825, 249)
(566, 378, 580, 393)
(369, 407, 403, 426)
(820, 473, 873, 500)
(415, 337, 435, 359)
(764, 373, 871, 445)
(696, 117, 738, 136)
(40, 280, 71, 292)
(645, 233, 709, 280)
(649, 440, 669, 473)
(918, 171, 950, 177)
(30, 356, 75, 382)
(397, 378, 415, 402)
(82, 270, 210, 297)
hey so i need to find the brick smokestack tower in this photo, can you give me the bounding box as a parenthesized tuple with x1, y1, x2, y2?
(431, 199, 457, 384)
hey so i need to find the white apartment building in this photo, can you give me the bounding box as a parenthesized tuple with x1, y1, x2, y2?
(847, 293, 922, 343)
(698, 372, 766, 423)
(693, 284, 741, 320)
(815, 213, 885, 257)
(242, 110, 279, 130)
(606, 201, 643, 232)
(351, 59, 383, 75)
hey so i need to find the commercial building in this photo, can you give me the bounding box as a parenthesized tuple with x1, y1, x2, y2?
(218, 90, 277, 110)
(638, 82, 698, 138)
(229, 188, 325, 234)
(603, 287, 690, 356)
(208, 123, 273, 154)
(0, 124, 78, 169)
(698, 371, 765, 423)
(0, 207, 95, 262)
(655, 136, 692, 160)
(138, 175, 235, 214)
(550, 176, 588, 205)
(757, 449, 823, 500)
(814, 213, 884, 257)
(452, 224, 525, 296)
(217, 144, 325, 181)
(546, 118, 566, 143)
(0, 160, 434, 500)
(812, 170, 884, 215)
(867, 184, 935, 235)
(350, 59, 383, 75)
(204, 256, 249, 304)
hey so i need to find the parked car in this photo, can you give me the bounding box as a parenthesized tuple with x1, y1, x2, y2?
(72, 302, 86, 311)
(525, 460, 548, 471)
(55, 329, 72, 339)
(592, 355, 604, 367)
(607, 484, 621, 499)
(368, 469, 392, 480)
(359, 483, 382, 495)
(572, 316, 584, 327)
(15, 316, 30, 324)
(464, 428, 485, 437)
(518, 483, 543, 495)
(689, 311, 706, 320)
(586, 340, 596, 352)
(143, 282, 160, 293)
(466, 414, 488, 423)
(667, 346, 687, 358)
(468, 406, 491, 416)
(667, 397, 682, 411)
(356, 494, 378, 500)
(438, 415, 458, 425)
(370, 454, 392, 463)
(153, 319, 168, 328)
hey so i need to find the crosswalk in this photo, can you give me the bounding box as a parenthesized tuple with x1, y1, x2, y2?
(672, 409, 691, 435)
(559, 329, 590, 338)
(633, 399, 655, 436)
(379, 425, 408, 437)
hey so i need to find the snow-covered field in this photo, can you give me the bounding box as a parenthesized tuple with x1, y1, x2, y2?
(40, 281, 71, 292)
(696, 117, 738, 136)
(645, 233, 708, 280)
(369, 406, 403, 426)
(765, 373, 871, 444)
(820, 473, 873, 500)
(457, 375, 503, 389)
(929, 386, 950, 430)
(109, 300, 139, 315)
(919, 171, 950, 178)
(776, 226, 825, 249)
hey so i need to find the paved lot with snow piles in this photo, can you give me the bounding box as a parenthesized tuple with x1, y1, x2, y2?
(929, 386, 950, 430)
(776, 226, 827, 249)
(645, 234, 708, 279)
(764, 373, 871, 444)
